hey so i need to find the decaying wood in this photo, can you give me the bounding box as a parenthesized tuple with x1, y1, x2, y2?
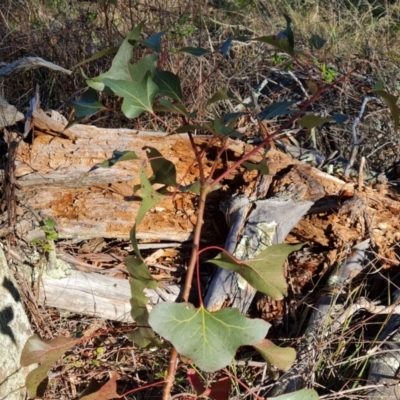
(14, 109, 215, 241)
(8, 107, 400, 395)
(0, 95, 24, 129)
(13, 108, 357, 242)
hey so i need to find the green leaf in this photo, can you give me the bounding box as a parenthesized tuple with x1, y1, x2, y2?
(271, 389, 319, 400)
(144, 146, 178, 189)
(73, 46, 119, 69)
(103, 72, 158, 119)
(259, 101, 297, 120)
(330, 113, 348, 124)
(154, 100, 188, 116)
(143, 30, 166, 53)
(283, 14, 294, 53)
(209, 244, 303, 300)
(179, 180, 201, 194)
(222, 112, 244, 125)
(297, 114, 334, 129)
(307, 81, 318, 94)
(126, 256, 158, 286)
(308, 34, 326, 50)
(153, 68, 183, 100)
(64, 116, 87, 130)
(130, 165, 166, 257)
(242, 161, 269, 175)
(45, 219, 56, 229)
(96, 150, 140, 168)
(175, 124, 205, 133)
(128, 53, 158, 83)
(206, 87, 238, 106)
(209, 117, 242, 138)
(220, 38, 232, 56)
(126, 256, 161, 348)
(233, 29, 250, 42)
(20, 335, 81, 398)
(66, 88, 105, 118)
(253, 339, 296, 371)
(149, 303, 270, 372)
(178, 47, 209, 56)
(373, 81, 385, 91)
(253, 33, 294, 56)
(374, 83, 399, 129)
(85, 21, 145, 91)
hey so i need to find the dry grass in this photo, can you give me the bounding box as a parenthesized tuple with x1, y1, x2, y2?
(2, 0, 400, 399)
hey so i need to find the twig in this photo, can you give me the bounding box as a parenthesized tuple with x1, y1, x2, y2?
(163, 347, 179, 400)
(318, 384, 387, 399)
(345, 96, 377, 177)
(288, 70, 309, 99)
(358, 156, 365, 189)
(334, 296, 400, 329)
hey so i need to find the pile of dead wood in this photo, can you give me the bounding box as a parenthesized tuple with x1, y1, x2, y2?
(2, 107, 400, 398)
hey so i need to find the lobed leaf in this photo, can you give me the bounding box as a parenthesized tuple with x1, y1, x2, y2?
(21, 335, 81, 398)
(66, 88, 105, 118)
(154, 101, 188, 116)
(143, 30, 166, 53)
(130, 165, 166, 257)
(153, 68, 183, 100)
(126, 256, 161, 348)
(128, 53, 158, 83)
(149, 303, 270, 372)
(85, 21, 145, 91)
(253, 339, 296, 371)
(103, 72, 158, 119)
(144, 146, 178, 189)
(209, 244, 303, 300)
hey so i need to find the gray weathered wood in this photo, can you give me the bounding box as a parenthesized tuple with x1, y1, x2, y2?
(38, 269, 180, 323)
(0, 247, 34, 400)
(0, 95, 24, 129)
(204, 194, 314, 313)
(367, 290, 400, 399)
